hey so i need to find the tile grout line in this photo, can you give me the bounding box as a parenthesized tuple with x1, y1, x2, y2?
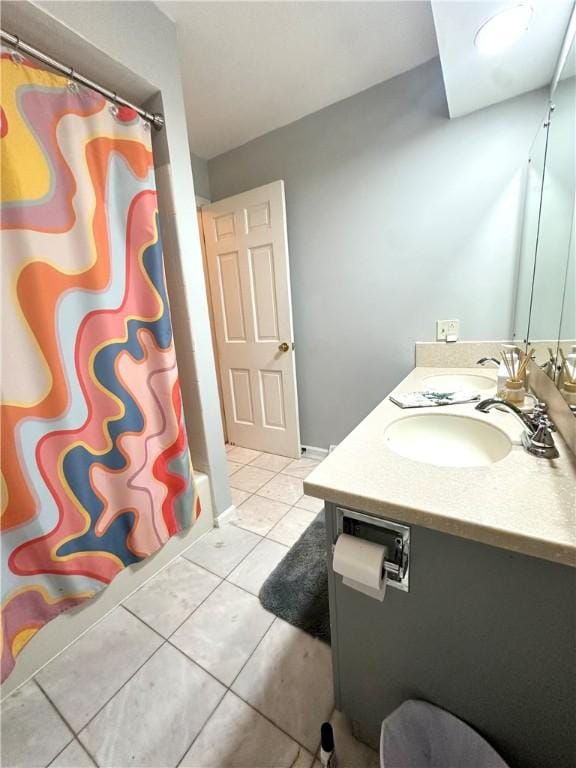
(229, 450, 319, 501)
(169, 471, 326, 757)
(112, 608, 234, 693)
(47, 736, 97, 768)
(222, 454, 328, 758)
(170, 610, 321, 764)
(32, 679, 94, 768)
(232, 500, 293, 539)
(229, 463, 281, 495)
(123, 563, 224, 643)
(182, 528, 264, 582)
(2, 511, 221, 707)
(121, 542, 284, 688)
(172, 676, 228, 768)
(231, 674, 323, 757)
(166, 604, 319, 762)
(233, 499, 319, 545)
(41, 570, 322, 766)
(29, 448, 321, 768)
(230, 468, 322, 511)
(37, 608, 323, 762)
(41, 612, 170, 750)
(63, 628, 227, 768)
(10, 540, 236, 764)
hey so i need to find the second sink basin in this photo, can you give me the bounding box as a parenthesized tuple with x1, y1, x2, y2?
(383, 413, 512, 467)
(421, 373, 496, 392)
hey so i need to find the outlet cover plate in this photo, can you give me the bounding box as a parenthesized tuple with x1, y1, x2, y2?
(436, 319, 460, 342)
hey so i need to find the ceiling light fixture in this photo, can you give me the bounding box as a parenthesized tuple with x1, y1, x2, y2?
(474, 4, 533, 55)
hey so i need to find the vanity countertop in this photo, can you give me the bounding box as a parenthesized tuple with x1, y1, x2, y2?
(304, 366, 576, 567)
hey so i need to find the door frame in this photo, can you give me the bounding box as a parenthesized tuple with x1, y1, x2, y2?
(199, 181, 301, 457)
(196, 196, 228, 443)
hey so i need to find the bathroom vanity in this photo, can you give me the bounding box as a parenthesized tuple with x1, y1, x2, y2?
(304, 366, 576, 768)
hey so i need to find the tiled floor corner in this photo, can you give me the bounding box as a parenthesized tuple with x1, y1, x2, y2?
(171, 580, 274, 685)
(2, 445, 377, 768)
(78, 644, 225, 768)
(232, 618, 334, 752)
(180, 691, 314, 768)
(1, 680, 73, 767)
(123, 557, 221, 637)
(36, 607, 163, 732)
(50, 739, 96, 768)
(233, 494, 291, 536)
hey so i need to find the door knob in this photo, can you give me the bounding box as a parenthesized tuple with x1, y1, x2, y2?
(278, 342, 290, 353)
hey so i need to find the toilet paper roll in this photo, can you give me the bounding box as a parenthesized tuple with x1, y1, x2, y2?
(333, 533, 387, 601)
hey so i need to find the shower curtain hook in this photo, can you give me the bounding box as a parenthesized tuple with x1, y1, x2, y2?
(110, 92, 119, 118)
(10, 37, 25, 64)
(66, 67, 80, 93)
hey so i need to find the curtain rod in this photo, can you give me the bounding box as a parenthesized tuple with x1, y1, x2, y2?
(1, 28, 165, 130)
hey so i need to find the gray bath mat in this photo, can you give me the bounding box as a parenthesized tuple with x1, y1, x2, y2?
(259, 511, 331, 644)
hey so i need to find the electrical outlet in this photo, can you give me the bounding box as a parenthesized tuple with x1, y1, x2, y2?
(436, 319, 460, 342)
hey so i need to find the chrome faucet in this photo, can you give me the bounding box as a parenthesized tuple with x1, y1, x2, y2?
(476, 357, 500, 368)
(475, 398, 534, 429)
(475, 399, 559, 459)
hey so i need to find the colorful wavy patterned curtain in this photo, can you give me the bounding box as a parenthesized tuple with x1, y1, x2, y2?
(0, 48, 199, 682)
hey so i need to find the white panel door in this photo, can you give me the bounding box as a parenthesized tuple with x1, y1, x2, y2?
(201, 181, 300, 458)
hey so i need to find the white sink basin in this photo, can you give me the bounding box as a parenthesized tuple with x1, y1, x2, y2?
(383, 413, 511, 467)
(421, 373, 496, 392)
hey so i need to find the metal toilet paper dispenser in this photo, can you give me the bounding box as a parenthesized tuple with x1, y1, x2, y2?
(335, 507, 410, 592)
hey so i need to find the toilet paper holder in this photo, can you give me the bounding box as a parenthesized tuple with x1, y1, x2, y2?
(335, 507, 410, 592)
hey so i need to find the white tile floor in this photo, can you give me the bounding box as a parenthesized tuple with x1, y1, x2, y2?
(1, 446, 378, 768)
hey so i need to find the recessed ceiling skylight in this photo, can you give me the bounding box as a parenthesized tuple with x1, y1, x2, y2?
(475, 4, 533, 55)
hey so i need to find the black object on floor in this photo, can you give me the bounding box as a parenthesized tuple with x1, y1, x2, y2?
(258, 511, 331, 644)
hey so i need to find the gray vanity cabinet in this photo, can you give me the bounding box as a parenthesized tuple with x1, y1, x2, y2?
(324, 502, 576, 768)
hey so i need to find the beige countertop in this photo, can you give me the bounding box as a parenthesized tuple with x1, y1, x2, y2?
(304, 367, 576, 567)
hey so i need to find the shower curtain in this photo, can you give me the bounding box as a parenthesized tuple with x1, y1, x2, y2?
(0, 48, 199, 682)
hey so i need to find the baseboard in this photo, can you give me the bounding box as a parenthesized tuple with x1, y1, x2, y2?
(300, 444, 329, 460)
(215, 504, 238, 526)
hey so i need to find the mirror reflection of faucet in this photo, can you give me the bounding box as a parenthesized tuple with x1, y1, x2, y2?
(476, 357, 500, 367)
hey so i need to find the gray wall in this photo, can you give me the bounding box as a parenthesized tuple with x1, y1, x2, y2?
(8, 0, 230, 514)
(191, 152, 211, 201)
(209, 59, 546, 449)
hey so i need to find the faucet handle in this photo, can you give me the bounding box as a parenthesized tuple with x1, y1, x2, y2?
(530, 402, 555, 431)
(536, 413, 556, 432)
(521, 413, 559, 459)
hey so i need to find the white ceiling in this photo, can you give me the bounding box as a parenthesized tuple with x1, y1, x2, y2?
(431, 0, 575, 118)
(161, 1, 438, 158)
(160, 0, 574, 159)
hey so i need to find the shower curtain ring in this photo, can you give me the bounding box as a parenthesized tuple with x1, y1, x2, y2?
(66, 68, 80, 92)
(10, 37, 25, 64)
(110, 93, 119, 118)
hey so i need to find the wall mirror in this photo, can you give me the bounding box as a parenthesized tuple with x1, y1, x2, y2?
(513, 28, 575, 410)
